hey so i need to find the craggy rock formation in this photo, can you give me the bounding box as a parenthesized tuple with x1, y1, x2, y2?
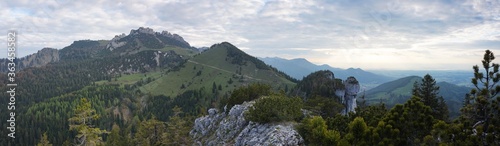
(294, 70, 361, 114)
(190, 101, 304, 146)
(343, 77, 360, 114)
(334, 76, 360, 114)
(0, 47, 59, 73)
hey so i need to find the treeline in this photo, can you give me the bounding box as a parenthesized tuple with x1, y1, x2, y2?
(14, 85, 135, 145)
(297, 50, 500, 145)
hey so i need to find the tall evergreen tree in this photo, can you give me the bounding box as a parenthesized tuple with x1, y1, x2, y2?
(68, 98, 108, 146)
(134, 116, 166, 146)
(105, 124, 125, 146)
(412, 74, 449, 121)
(462, 49, 500, 145)
(161, 106, 193, 145)
(36, 132, 53, 146)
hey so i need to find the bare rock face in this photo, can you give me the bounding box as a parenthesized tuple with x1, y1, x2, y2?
(342, 76, 360, 114)
(236, 122, 303, 146)
(108, 27, 192, 51)
(160, 30, 191, 47)
(106, 34, 127, 51)
(0, 47, 61, 72)
(190, 101, 304, 146)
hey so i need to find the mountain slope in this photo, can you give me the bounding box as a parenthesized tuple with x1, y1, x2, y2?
(0, 28, 202, 145)
(363, 76, 471, 118)
(260, 57, 392, 88)
(141, 42, 296, 97)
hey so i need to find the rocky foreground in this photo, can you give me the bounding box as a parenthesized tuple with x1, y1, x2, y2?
(190, 101, 304, 146)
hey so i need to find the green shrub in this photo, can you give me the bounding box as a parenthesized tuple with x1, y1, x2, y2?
(222, 83, 271, 111)
(246, 95, 303, 123)
(298, 116, 341, 145)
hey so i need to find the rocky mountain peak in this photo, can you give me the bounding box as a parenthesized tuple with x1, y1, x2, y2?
(130, 27, 156, 35)
(160, 30, 188, 44)
(107, 27, 192, 51)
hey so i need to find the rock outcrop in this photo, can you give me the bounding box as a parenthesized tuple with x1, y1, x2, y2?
(0, 47, 60, 73)
(106, 27, 193, 52)
(190, 101, 304, 146)
(106, 33, 127, 51)
(19, 47, 60, 68)
(334, 76, 360, 114)
(343, 77, 360, 114)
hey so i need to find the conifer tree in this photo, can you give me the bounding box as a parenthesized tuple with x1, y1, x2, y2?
(412, 74, 449, 121)
(162, 106, 192, 145)
(134, 116, 166, 146)
(382, 96, 434, 145)
(36, 132, 53, 146)
(105, 124, 124, 146)
(462, 49, 500, 145)
(344, 117, 369, 145)
(68, 98, 108, 146)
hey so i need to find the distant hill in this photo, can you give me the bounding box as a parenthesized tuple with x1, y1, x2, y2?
(140, 42, 296, 97)
(363, 76, 471, 118)
(259, 57, 393, 89)
(369, 70, 473, 88)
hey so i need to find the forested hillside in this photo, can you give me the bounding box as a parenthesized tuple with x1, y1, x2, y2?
(0, 28, 297, 146)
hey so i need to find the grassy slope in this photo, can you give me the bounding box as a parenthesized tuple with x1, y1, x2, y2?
(96, 71, 163, 85)
(364, 76, 420, 105)
(140, 44, 296, 97)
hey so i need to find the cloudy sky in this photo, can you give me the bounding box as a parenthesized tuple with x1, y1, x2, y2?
(1, 0, 499, 70)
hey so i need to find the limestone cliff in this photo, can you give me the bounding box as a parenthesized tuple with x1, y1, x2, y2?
(19, 47, 60, 68)
(343, 77, 360, 114)
(0, 47, 59, 73)
(190, 101, 304, 146)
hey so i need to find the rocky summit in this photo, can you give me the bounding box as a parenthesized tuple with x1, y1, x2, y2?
(190, 101, 304, 146)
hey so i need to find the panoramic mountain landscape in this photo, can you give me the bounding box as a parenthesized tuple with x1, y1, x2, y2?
(2, 0, 500, 146)
(0, 27, 497, 146)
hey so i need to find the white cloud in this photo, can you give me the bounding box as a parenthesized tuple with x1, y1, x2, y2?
(0, 0, 498, 70)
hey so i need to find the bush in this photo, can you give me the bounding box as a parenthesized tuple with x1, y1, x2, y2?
(246, 94, 303, 123)
(222, 83, 271, 111)
(298, 116, 341, 145)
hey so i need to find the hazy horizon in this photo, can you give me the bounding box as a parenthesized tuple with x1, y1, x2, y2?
(2, 0, 499, 70)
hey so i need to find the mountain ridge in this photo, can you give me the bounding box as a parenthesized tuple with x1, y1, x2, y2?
(259, 57, 393, 89)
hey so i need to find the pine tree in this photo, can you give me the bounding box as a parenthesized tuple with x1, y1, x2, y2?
(298, 116, 341, 145)
(161, 106, 192, 145)
(412, 74, 449, 121)
(462, 49, 500, 145)
(36, 132, 53, 146)
(382, 96, 435, 145)
(68, 98, 108, 146)
(105, 124, 124, 146)
(134, 116, 166, 146)
(344, 117, 369, 145)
